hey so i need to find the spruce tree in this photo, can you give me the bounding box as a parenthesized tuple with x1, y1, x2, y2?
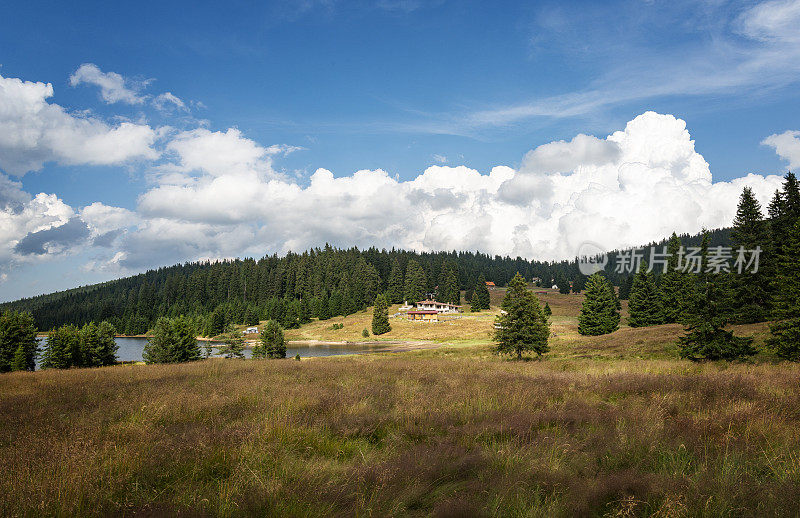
(11, 344, 26, 372)
(556, 273, 571, 295)
(371, 294, 391, 335)
(628, 267, 664, 327)
(572, 275, 585, 294)
(262, 320, 286, 359)
(316, 294, 331, 320)
(282, 300, 301, 329)
(543, 302, 552, 317)
(220, 325, 245, 359)
(730, 187, 770, 323)
(618, 276, 634, 300)
(470, 292, 481, 312)
(0, 310, 38, 372)
(386, 258, 405, 304)
(679, 276, 755, 361)
(438, 264, 461, 305)
(578, 273, 620, 335)
(404, 259, 427, 304)
(143, 316, 199, 364)
(659, 233, 691, 324)
(494, 272, 549, 359)
(97, 321, 118, 366)
(769, 220, 800, 361)
(476, 274, 491, 310)
(41, 325, 74, 369)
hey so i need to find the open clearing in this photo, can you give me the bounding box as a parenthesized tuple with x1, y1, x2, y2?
(1, 289, 796, 517)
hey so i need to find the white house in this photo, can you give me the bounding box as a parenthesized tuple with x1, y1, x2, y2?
(415, 300, 462, 314)
(243, 326, 259, 334)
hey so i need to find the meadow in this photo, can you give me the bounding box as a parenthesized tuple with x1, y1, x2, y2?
(1, 289, 797, 517)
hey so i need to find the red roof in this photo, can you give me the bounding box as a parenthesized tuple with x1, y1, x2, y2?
(485, 281, 496, 286)
(408, 310, 438, 315)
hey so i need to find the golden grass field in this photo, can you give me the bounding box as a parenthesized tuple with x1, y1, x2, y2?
(2, 288, 797, 517)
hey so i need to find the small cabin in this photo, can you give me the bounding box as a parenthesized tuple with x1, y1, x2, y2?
(407, 310, 439, 322)
(485, 281, 496, 289)
(243, 326, 259, 334)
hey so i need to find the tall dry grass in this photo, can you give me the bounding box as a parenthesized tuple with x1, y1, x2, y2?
(2, 349, 799, 517)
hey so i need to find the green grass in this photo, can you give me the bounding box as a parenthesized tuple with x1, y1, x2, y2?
(2, 290, 798, 516)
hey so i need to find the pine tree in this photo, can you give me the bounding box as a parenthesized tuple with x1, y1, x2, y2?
(0, 310, 38, 372)
(556, 273, 571, 295)
(282, 300, 301, 329)
(386, 258, 405, 304)
(476, 274, 491, 310)
(316, 294, 331, 320)
(730, 187, 770, 323)
(659, 233, 691, 324)
(769, 220, 800, 361)
(572, 275, 585, 294)
(628, 267, 664, 327)
(543, 301, 552, 317)
(97, 321, 118, 366)
(261, 320, 286, 359)
(438, 264, 460, 305)
(618, 276, 634, 300)
(404, 259, 427, 304)
(679, 276, 755, 361)
(209, 306, 226, 337)
(470, 292, 481, 312)
(79, 322, 102, 367)
(143, 316, 199, 364)
(11, 344, 26, 372)
(220, 326, 245, 359)
(244, 306, 260, 326)
(41, 325, 75, 369)
(494, 273, 549, 359)
(578, 273, 620, 335)
(371, 294, 391, 335)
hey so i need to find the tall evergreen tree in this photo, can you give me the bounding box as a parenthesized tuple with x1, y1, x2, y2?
(438, 264, 461, 305)
(628, 267, 664, 327)
(618, 276, 634, 300)
(96, 321, 118, 366)
(556, 273, 571, 295)
(261, 320, 286, 359)
(578, 273, 620, 336)
(11, 344, 26, 372)
(371, 294, 391, 335)
(659, 233, 691, 324)
(769, 220, 800, 361)
(0, 310, 38, 372)
(679, 276, 755, 361)
(543, 301, 552, 317)
(386, 258, 405, 304)
(476, 274, 491, 310)
(730, 187, 770, 323)
(315, 293, 331, 320)
(494, 273, 549, 359)
(220, 325, 246, 359)
(143, 316, 199, 364)
(41, 325, 76, 369)
(470, 292, 481, 312)
(403, 259, 427, 304)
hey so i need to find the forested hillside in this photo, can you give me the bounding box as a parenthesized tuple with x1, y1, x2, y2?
(1, 230, 730, 335)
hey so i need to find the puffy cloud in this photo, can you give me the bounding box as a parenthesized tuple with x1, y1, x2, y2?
(762, 130, 800, 169)
(123, 112, 783, 268)
(69, 63, 148, 105)
(0, 74, 159, 175)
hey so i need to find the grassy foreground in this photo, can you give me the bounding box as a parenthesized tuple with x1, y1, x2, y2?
(2, 290, 799, 516)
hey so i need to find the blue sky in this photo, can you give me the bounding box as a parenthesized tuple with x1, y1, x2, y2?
(2, 0, 800, 301)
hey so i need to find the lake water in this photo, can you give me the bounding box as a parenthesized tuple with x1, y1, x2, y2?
(35, 336, 392, 366)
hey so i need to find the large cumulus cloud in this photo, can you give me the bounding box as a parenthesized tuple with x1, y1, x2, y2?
(0, 110, 789, 278)
(106, 111, 783, 269)
(0, 74, 159, 176)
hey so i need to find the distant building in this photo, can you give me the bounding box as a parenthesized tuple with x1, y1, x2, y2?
(485, 281, 496, 289)
(407, 310, 439, 322)
(415, 300, 462, 314)
(243, 326, 259, 334)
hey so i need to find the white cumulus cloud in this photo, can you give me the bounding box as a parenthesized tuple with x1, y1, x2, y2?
(0, 74, 159, 175)
(762, 130, 800, 169)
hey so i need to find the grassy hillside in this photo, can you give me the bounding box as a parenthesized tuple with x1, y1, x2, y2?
(2, 289, 796, 516)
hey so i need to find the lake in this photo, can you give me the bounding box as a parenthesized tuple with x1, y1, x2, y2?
(35, 336, 393, 366)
